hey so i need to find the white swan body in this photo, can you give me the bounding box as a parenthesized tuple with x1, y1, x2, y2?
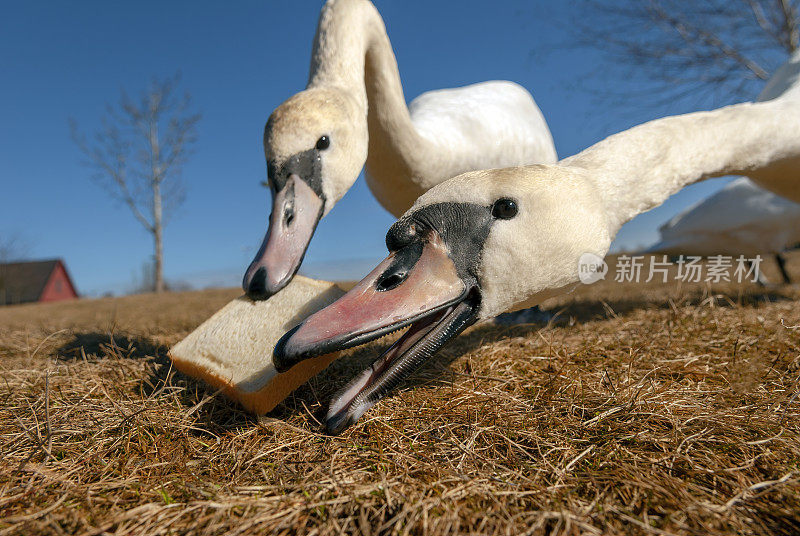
(366, 80, 557, 214)
(408, 82, 555, 178)
(243, 0, 556, 298)
(649, 177, 800, 259)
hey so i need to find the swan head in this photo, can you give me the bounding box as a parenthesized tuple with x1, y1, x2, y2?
(273, 165, 612, 433)
(244, 87, 368, 299)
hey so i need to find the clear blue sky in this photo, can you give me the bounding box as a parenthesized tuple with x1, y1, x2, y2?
(0, 1, 736, 296)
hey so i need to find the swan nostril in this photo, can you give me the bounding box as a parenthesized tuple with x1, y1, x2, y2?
(376, 271, 407, 292)
(284, 208, 295, 226)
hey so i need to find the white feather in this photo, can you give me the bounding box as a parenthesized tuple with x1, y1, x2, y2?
(408, 80, 557, 176)
(300, 0, 558, 217)
(648, 52, 800, 258)
(649, 177, 800, 256)
(411, 51, 800, 318)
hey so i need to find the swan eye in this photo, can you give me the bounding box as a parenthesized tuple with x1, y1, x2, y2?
(492, 198, 518, 219)
(316, 135, 330, 151)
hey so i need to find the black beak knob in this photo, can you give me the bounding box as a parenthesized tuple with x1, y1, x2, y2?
(386, 219, 418, 251)
(244, 267, 274, 300)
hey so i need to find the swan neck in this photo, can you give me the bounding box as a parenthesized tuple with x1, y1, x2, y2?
(307, 0, 429, 213)
(563, 97, 800, 235)
(307, 1, 420, 134)
(307, 0, 370, 109)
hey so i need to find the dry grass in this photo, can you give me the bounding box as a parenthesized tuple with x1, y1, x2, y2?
(1, 254, 800, 535)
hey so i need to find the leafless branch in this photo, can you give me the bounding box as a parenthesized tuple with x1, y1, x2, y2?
(69, 74, 200, 292)
(0, 233, 30, 264)
(566, 0, 799, 109)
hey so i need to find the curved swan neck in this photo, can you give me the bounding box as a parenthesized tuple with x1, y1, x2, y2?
(307, 1, 425, 149)
(307, 0, 369, 107)
(564, 51, 800, 234)
(307, 0, 429, 211)
(563, 95, 800, 235)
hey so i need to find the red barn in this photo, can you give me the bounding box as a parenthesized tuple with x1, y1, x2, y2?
(0, 259, 79, 306)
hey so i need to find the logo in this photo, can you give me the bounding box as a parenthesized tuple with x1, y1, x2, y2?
(578, 253, 608, 284)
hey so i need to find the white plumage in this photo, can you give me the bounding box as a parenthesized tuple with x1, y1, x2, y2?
(649, 177, 800, 259)
(735, 51, 800, 203)
(405, 50, 800, 318)
(647, 53, 800, 280)
(293, 0, 558, 213)
(405, 80, 557, 184)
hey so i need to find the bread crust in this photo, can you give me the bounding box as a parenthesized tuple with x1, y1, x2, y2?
(168, 276, 346, 415)
(170, 351, 339, 414)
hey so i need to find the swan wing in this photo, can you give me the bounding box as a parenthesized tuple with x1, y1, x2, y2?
(408, 81, 557, 183)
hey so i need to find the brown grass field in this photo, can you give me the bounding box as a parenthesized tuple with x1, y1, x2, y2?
(1, 253, 800, 535)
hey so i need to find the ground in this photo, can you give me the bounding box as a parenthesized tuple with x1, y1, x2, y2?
(1, 253, 799, 535)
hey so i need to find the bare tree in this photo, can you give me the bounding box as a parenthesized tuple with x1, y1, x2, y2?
(570, 0, 799, 108)
(71, 75, 200, 293)
(0, 233, 28, 264)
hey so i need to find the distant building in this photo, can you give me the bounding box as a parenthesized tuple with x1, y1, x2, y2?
(0, 259, 78, 306)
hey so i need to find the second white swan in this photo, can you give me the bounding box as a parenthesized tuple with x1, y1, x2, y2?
(242, 0, 557, 299)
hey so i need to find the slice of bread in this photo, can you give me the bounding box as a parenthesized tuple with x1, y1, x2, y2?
(169, 275, 345, 414)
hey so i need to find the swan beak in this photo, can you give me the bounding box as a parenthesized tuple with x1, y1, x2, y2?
(273, 232, 469, 371)
(243, 174, 324, 300)
(274, 230, 480, 434)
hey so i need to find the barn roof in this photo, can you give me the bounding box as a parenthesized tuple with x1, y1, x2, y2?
(0, 259, 69, 305)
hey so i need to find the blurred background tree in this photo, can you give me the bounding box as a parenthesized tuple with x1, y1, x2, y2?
(0, 233, 29, 264)
(0, 233, 30, 304)
(71, 75, 201, 293)
(570, 0, 799, 107)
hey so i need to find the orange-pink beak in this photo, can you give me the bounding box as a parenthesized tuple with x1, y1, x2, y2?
(273, 232, 469, 371)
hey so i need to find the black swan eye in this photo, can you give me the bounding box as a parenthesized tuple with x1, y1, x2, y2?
(316, 135, 330, 150)
(492, 198, 518, 219)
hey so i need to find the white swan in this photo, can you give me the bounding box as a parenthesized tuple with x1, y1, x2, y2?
(242, 0, 557, 299)
(648, 177, 800, 283)
(274, 51, 800, 433)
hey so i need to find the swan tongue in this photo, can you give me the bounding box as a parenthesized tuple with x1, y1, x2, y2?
(273, 234, 466, 372)
(325, 296, 478, 434)
(243, 175, 323, 299)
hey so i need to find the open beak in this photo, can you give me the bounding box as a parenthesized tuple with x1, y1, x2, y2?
(273, 232, 480, 434)
(243, 174, 324, 299)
